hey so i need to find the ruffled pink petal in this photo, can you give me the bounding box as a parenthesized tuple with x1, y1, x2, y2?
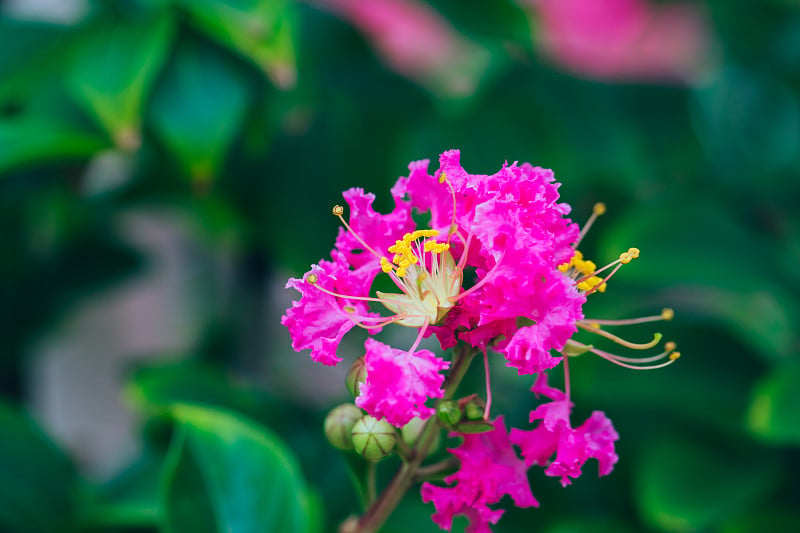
(421, 417, 537, 532)
(281, 251, 378, 366)
(355, 338, 449, 427)
(334, 187, 415, 272)
(577, 411, 620, 477)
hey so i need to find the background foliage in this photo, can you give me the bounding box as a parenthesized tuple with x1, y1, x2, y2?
(1, 0, 799, 531)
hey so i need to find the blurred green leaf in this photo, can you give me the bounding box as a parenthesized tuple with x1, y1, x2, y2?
(746, 361, 800, 446)
(0, 116, 109, 173)
(176, 0, 297, 88)
(124, 361, 266, 419)
(0, 401, 78, 533)
(634, 433, 780, 532)
(0, 19, 71, 104)
(161, 404, 315, 533)
(692, 67, 800, 187)
(598, 199, 800, 361)
(79, 453, 162, 529)
(149, 39, 252, 185)
(68, 14, 175, 151)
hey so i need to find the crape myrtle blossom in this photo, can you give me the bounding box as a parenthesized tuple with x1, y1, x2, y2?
(282, 149, 584, 427)
(282, 150, 680, 532)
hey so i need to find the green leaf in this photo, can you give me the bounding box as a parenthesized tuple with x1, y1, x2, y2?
(79, 453, 162, 529)
(176, 0, 297, 88)
(597, 199, 800, 361)
(634, 434, 780, 532)
(68, 14, 175, 151)
(0, 401, 78, 533)
(0, 116, 109, 173)
(0, 19, 72, 105)
(149, 39, 252, 185)
(124, 361, 267, 421)
(161, 404, 315, 533)
(746, 361, 800, 445)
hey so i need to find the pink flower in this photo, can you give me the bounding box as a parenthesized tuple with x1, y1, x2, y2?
(527, 0, 712, 84)
(283, 149, 582, 426)
(510, 373, 619, 487)
(421, 417, 537, 532)
(307, 0, 489, 97)
(355, 338, 449, 427)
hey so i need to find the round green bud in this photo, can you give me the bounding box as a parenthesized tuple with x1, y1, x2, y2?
(324, 404, 363, 451)
(401, 416, 441, 456)
(464, 400, 485, 421)
(345, 356, 367, 397)
(351, 415, 396, 462)
(436, 400, 462, 426)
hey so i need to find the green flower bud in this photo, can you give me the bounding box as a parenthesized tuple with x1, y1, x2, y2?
(324, 404, 363, 451)
(437, 400, 462, 426)
(351, 415, 396, 462)
(401, 416, 441, 456)
(464, 399, 485, 421)
(562, 338, 594, 357)
(345, 356, 367, 397)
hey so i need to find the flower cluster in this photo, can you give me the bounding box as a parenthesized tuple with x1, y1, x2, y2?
(282, 150, 677, 531)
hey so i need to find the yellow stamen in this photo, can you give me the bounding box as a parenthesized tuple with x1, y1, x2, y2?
(332, 205, 344, 216)
(661, 308, 674, 321)
(669, 351, 681, 360)
(307, 274, 318, 284)
(593, 202, 606, 216)
(439, 171, 447, 184)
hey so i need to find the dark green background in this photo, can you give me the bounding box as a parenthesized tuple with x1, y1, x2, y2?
(1, 0, 799, 531)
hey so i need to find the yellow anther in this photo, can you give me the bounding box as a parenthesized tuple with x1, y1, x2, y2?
(661, 308, 674, 321)
(439, 171, 447, 184)
(669, 351, 681, 360)
(589, 322, 601, 328)
(307, 274, 318, 284)
(593, 202, 606, 216)
(343, 305, 356, 314)
(380, 257, 393, 273)
(664, 341, 676, 352)
(619, 248, 639, 264)
(332, 205, 344, 216)
(396, 267, 407, 277)
(558, 263, 570, 272)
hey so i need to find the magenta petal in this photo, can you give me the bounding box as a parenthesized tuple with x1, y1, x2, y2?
(355, 338, 449, 427)
(421, 417, 537, 532)
(281, 252, 376, 366)
(334, 187, 414, 271)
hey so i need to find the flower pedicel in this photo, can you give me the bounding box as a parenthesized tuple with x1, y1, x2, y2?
(282, 149, 678, 532)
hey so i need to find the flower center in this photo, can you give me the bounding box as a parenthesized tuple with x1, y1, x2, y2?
(376, 230, 463, 327)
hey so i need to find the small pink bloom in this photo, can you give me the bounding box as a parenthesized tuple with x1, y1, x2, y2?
(510, 373, 619, 486)
(308, 0, 489, 96)
(355, 338, 449, 427)
(529, 0, 712, 84)
(421, 417, 537, 532)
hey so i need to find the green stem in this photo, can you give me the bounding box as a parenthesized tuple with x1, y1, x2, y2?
(347, 345, 477, 533)
(367, 462, 378, 506)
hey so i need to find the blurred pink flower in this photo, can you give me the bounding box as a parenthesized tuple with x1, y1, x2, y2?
(308, 0, 490, 96)
(527, 0, 712, 83)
